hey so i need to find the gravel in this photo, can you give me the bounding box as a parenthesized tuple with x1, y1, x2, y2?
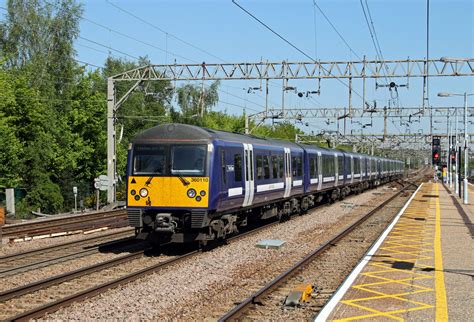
(0, 227, 133, 257)
(46, 185, 398, 320)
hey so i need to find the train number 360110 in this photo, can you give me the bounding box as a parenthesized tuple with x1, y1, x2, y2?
(191, 177, 209, 182)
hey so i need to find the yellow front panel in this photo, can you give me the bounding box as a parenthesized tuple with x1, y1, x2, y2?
(127, 176, 209, 208)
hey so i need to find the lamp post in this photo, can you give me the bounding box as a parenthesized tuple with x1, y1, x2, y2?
(438, 92, 473, 204)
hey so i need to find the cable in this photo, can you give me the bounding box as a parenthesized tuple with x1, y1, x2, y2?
(81, 17, 196, 63)
(78, 36, 139, 60)
(233, 0, 314, 61)
(105, 0, 225, 63)
(313, 0, 362, 61)
(365, 1, 387, 65)
(359, 0, 389, 82)
(232, 0, 367, 104)
(74, 59, 104, 69)
(312, 1, 318, 59)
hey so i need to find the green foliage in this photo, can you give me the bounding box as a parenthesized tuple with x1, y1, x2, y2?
(0, 0, 309, 216)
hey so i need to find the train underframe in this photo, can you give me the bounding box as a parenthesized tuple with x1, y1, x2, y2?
(133, 175, 401, 247)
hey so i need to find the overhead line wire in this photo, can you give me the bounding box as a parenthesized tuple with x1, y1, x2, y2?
(78, 36, 139, 60)
(105, 0, 225, 63)
(359, 0, 390, 83)
(81, 17, 196, 63)
(232, 0, 314, 61)
(312, 0, 362, 61)
(232, 0, 367, 104)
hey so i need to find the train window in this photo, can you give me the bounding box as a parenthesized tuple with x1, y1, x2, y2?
(310, 157, 316, 177)
(257, 155, 263, 179)
(171, 145, 206, 176)
(322, 155, 335, 177)
(337, 156, 344, 175)
(234, 154, 242, 182)
(264, 156, 270, 179)
(354, 158, 361, 174)
(221, 150, 226, 184)
(278, 155, 284, 178)
(271, 156, 279, 179)
(292, 156, 302, 177)
(133, 145, 166, 175)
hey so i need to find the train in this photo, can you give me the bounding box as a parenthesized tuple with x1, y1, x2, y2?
(126, 123, 404, 246)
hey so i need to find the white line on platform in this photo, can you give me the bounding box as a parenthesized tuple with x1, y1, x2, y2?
(314, 183, 424, 322)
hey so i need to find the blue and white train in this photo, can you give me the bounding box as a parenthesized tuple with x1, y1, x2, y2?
(126, 123, 403, 245)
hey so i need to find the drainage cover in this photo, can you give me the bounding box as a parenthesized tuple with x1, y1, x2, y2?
(392, 261, 415, 270)
(256, 239, 286, 249)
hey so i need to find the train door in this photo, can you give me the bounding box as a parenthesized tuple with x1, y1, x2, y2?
(334, 153, 338, 187)
(317, 152, 322, 190)
(284, 148, 292, 198)
(242, 143, 255, 207)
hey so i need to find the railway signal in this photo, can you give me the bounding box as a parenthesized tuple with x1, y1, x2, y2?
(432, 136, 441, 166)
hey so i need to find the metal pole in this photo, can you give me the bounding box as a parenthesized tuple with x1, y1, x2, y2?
(450, 125, 453, 188)
(282, 78, 286, 116)
(74, 195, 77, 213)
(455, 108, 459, 195)
(245, 114, 250, 135)
(459, 145, 462, 198)
(96, 189, 100, 211)
(463, 92, 469, 204)
(446, 114, 450, 184)
(107, 78, 116, 204)
(265, 78, 269, 114)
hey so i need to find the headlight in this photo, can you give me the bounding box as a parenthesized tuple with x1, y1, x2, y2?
(139, 188, 148, 197)
(196, 196, 202, 202)
(187, 188, 196, 198)
(130, 189, 136, 196)
(200, 190, 206, 197)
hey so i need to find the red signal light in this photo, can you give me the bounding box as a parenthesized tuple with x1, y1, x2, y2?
(434, 153, 439, 159)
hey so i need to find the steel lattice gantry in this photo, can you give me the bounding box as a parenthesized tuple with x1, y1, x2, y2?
(106, 57, 474, 203)
(248, 106, 474, 120)
(111, 58, 474, 81)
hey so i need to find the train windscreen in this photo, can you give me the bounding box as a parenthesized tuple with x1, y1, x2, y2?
(133, 145, 166, 175)
(171, 145, 207, 176)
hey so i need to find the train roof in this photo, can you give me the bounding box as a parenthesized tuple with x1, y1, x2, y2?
(133, 124, 400, 162)
(132, 123, 302, 149)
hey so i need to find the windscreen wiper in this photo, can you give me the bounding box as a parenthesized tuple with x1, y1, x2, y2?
(176, 171, 190, 186)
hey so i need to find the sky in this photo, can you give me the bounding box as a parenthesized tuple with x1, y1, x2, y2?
(2, 0, 474, 138)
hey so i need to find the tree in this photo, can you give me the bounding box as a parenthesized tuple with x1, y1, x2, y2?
(176, 81, 220, 123)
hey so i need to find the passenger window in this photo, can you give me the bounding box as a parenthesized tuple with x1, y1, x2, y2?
(264, 156, 270, 179)
(271, 156, 278, 179)
(338, 156, 344, 175)
(278, 155, 284, 178)
(310, 157, 316, 177)
(292, 156, 302, 177)
(257, 155, 263, 179)
(234, 154, 242, 182)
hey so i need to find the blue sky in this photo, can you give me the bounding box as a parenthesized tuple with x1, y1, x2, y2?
(2, 0, 473, 135)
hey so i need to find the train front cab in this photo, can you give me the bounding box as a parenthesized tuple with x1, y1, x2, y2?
(126, 139, 217, 244)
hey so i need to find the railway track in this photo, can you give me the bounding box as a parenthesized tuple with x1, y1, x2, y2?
(218, 183, 418, 321)
(0, 219, 282, 321)
(2, 209, 128, 239)
(0, 173, 428, 320)
(0, 229, 135, 277)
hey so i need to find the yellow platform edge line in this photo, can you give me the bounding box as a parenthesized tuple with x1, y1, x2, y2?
(434, 183, 449, 321)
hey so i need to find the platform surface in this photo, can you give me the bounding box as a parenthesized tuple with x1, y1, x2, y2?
(317, 182, 474, 321)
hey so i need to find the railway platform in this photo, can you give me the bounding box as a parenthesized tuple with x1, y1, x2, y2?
(316, 182, 474, 321)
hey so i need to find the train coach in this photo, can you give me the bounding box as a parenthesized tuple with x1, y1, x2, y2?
(126, 123, 403, 246)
